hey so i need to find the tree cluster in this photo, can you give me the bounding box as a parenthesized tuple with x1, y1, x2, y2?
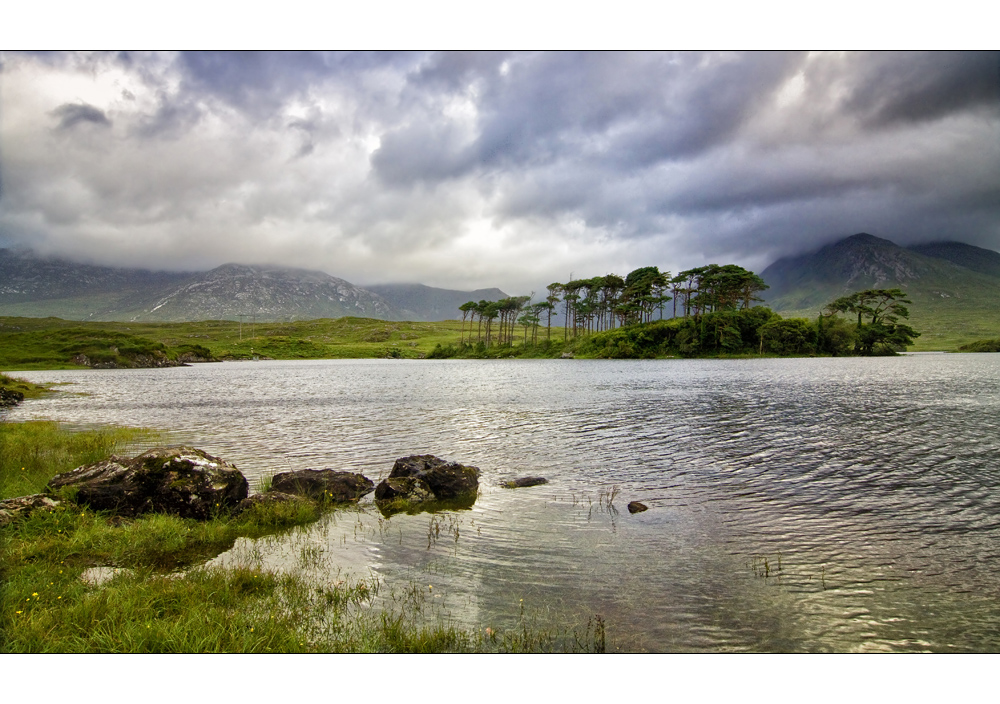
(451, 265, 918, 359)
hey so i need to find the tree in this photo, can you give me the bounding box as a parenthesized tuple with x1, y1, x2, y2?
(458, 301, 475, 345)
(824, 288, 920, 355)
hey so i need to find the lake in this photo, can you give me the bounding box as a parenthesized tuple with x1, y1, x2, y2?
(8, 355, 1000, 652)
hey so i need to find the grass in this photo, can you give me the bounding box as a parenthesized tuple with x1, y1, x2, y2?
(0, 316, 476, 368)
(957, 338, 1000, 353)
(0, 418, 611, 652)
(5, 304, 992, 370)
(0, 373, 51, 401)
(0, 420, 157, 500)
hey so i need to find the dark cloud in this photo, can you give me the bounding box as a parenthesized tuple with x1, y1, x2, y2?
(1, 51, 998, 293)
(50, 102, 111, 130)
(838, 51, 999, 128)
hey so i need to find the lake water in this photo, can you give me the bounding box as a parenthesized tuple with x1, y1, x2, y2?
(8, 355, 1000, 652)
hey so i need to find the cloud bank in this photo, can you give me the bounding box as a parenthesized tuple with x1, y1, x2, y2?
(1, 51, 997, 293)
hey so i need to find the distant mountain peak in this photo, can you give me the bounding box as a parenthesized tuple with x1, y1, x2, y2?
(760, 232, 1000, 324)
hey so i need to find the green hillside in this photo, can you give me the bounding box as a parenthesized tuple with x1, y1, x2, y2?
(762, 234, 1000, 351)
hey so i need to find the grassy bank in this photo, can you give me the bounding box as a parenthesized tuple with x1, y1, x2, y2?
(0, 373, 51, 401)
(3, 308, 991, 372)
(1, 417, 608, 652)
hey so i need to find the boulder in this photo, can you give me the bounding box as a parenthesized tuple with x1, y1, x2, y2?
(627, 501, 649, 514)
(503, 476, 548, 488)
(48, 446, 248, 520)
(269, 469, 374, 502)
(374, 455, 480, 512)
(0, 493, 61, 527)
(0, 388, 25, 408)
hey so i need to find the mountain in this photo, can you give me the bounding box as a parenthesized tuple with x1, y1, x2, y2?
(761, 233, 1000, 347)
(0, 249, 189, 320)
(0, 249, 499, 323)
(365, 283, 509, 322)
(0, 250, 402, 321)
(907, 241, 1000, 280)
(128, 264, 400, 322)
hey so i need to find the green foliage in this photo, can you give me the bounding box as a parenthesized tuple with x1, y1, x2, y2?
(760, 318, 816, 356)
(824, 289, 920, 355)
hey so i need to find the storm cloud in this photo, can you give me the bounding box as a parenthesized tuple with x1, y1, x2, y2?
(1, 51, 997, 293)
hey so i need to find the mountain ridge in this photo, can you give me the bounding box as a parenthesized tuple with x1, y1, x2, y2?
(0, 249, 509, 323)
(760, 233, 1000, 348)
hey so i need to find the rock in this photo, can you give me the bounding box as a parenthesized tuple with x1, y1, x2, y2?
(374, 455, 480, 512)
(48, 446, 248, 520)
(560, 352, 574, 359)
(0, 494, 61, 527)
(373, 476, 435, 503)
(627, 501, 649, 514)
(0, 388, 25, 408)
(269, 469, 374, 502)
(80, 566, 135, 586)
(503, 476, 548, 488)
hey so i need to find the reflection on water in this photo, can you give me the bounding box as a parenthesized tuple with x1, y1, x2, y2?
(10, 355, 1000, 651)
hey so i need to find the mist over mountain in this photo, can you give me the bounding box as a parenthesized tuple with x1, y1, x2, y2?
(0, 249, 508, 323)
(365, 284, 509, 323)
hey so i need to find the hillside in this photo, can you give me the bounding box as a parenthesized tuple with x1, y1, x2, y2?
(0, 251, 401, 322)
(122, 264, 401, 322)
(0, 249, 188, 319)
(762, 233, 1000, 349)
(365, 283, 509, 322)
(907, 241, 1000, 279)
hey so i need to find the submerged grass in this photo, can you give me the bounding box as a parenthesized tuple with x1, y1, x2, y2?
(1, 419, 610, 652)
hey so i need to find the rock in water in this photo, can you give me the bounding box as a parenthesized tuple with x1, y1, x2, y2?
(269, 469, 374, 502)
(0, 388, 25, 408)
(48, 446, 248, 519)
(627, 501, 649, 514)
(503, 476, 548, 488)
(374, 455, 480, 512)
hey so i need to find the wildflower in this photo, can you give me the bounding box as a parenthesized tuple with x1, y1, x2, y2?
(57, 597, 61, 600)
(32, 593, 38, 597)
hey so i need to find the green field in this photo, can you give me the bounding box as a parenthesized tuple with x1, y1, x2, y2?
(0, 316, 477, 370)
(3, 305, 996, 373)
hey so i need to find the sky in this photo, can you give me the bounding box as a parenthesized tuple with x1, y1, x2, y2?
(1, 49, 998, 294)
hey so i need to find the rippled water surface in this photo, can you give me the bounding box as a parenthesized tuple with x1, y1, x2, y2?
(10, 355, 1000, 651)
